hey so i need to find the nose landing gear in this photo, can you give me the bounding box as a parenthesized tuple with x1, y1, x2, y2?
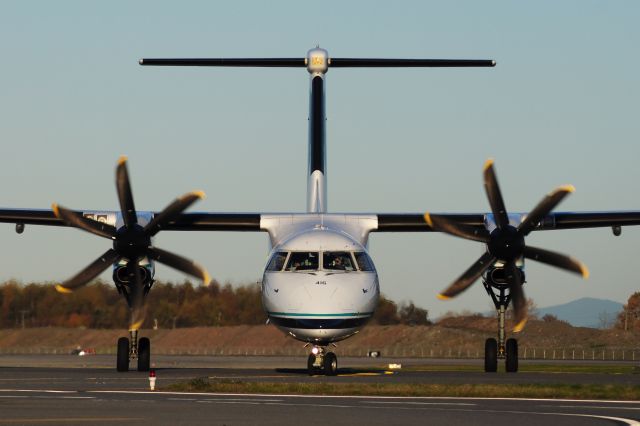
(307, 346, 338, 376)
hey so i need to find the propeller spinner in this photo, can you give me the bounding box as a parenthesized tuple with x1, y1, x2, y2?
(52, 156, 211, 330)
(425, 159, 589, 332)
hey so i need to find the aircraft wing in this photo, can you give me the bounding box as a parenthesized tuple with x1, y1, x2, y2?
(163, 212, 262, 231)
(0, 208, 63, 227)
(0, 209, 263, 231)
(374, 211, 640, 232)
(3, 208, 640, 233)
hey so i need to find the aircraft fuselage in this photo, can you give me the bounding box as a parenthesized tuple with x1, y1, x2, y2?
(260, 215, 380, 345)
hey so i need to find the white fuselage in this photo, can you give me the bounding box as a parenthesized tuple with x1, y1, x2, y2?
(260, 215, 380, 345)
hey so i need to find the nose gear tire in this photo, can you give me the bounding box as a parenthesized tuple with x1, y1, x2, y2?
(307, 354, 317, 376)
(324, 352, 338, 376)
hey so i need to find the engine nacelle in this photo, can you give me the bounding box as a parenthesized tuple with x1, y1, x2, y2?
(485, 265, 525, 287)
(113, 260, 155, 286)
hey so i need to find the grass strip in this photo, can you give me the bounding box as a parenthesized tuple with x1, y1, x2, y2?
(165, 378, 640, 400)
(400, 364, 638, 374)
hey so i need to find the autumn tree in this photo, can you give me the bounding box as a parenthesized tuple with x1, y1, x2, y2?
(398, 302, 430, 325)
(372, 294, 399, 325)
(616, 292, 640, 331)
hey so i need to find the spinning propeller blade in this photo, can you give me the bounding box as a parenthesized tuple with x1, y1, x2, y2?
(483, 159, 509, 229)
(506, 261, 527, 333)
(55, 249, 120, 293)
(52, 204, 116, 239)
(53, 157, 212, 329)
(128, 261, 146, 331)
(428, 160, 588, 332)
(425, 213, 490, 243)
(144, 191, 205, 237)
(518, 186, 574, 236)
(437, 251, 496, 300)
(116, 155, 138, 229)
(523, 246, 589, 278)
(147, 247, 211, 286)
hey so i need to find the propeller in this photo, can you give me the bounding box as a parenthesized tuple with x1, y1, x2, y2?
(52, 156, 211, 330)
(425, 159, 589, 332)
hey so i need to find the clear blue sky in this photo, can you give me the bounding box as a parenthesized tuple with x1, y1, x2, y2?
(1, 1, 638, 318)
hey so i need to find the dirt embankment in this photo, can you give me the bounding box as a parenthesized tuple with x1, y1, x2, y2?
(1, 317, 638, 357)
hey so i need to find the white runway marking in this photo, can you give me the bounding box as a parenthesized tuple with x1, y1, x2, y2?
(263, 402, 359, 409)
(1, 389, 639, 423)
(534, 412, 640, 426)
(197, 401, 264, 405)
(90, 390, 640, 406)
(542, 405, 640, 411)
(361, 401, 477, 406)
(0, 389, 76, 394)
(59, 396, 96, 399)
(198, 398, 284, 403)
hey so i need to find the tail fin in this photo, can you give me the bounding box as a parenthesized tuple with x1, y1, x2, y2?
(139, 48, 495, 214)
(307, 49, 328, 213)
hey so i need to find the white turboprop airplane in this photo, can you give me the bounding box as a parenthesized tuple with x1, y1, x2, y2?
(1, 47, 639, 375)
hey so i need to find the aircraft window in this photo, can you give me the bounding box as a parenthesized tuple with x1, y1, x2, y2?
(266, 252, 288, 271)
(323, 252, 356, 271)
(354, 252, 375, 271)
(286, 252, 319, 271)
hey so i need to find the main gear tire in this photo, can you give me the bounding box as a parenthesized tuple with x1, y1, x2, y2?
(138, 337, 151, 372)
(484, 338, 498, 373)
(117, 337, 129, 372)
(505, 338, 518, 373)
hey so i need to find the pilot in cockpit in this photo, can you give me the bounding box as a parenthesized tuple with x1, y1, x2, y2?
(331, 256, 346, 270)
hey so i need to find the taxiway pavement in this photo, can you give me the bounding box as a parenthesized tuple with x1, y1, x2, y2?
(0, 355, 638, 425)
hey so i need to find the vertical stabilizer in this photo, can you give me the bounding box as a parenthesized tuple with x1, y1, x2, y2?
(139, 49, 495, 214)
(306, 48, 328, 213)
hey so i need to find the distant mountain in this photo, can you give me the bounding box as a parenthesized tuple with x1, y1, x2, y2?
(536, 297, 623, 328)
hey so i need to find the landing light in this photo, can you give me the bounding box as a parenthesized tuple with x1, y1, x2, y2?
(311, 347, 319, 355)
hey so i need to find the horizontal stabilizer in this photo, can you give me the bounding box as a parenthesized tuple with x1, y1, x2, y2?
(139, 58, 305, 67)
(329, 58, 496, 67)
(139, 58, 496, 68)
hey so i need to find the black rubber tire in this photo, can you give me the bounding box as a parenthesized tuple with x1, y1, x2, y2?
(138, 337, 151, 372)
(307, 353, 317, 376)
(323, 352, 338, 376)
(505, 338, 518, 373)
(484, 338, 498, 373)
(117, 337, 129, 372)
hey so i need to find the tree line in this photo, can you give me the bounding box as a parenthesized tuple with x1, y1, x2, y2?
(0, 280, 430, 329)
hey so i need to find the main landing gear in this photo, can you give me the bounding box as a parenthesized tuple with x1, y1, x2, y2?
(482, 276, 519, 373)
(115, 270, 152, 372)
(307, 346, 338, 376)
(116, 330, 151, 372)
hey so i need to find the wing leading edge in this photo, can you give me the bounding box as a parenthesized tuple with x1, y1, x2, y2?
(2, 209, 640, 233)
(0, 209, 263, 232)
(374, 211, 640, 233)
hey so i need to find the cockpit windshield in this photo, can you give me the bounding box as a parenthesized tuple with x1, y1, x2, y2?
(266, 251, 288, 271)
(285, 252, 319, 271)
(267, 250, 375, 273)
(354, 252, 375, 271)
(323, 251, 356, 271)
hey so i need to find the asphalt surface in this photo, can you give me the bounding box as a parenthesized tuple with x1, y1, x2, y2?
(0, 355, 638, 425)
